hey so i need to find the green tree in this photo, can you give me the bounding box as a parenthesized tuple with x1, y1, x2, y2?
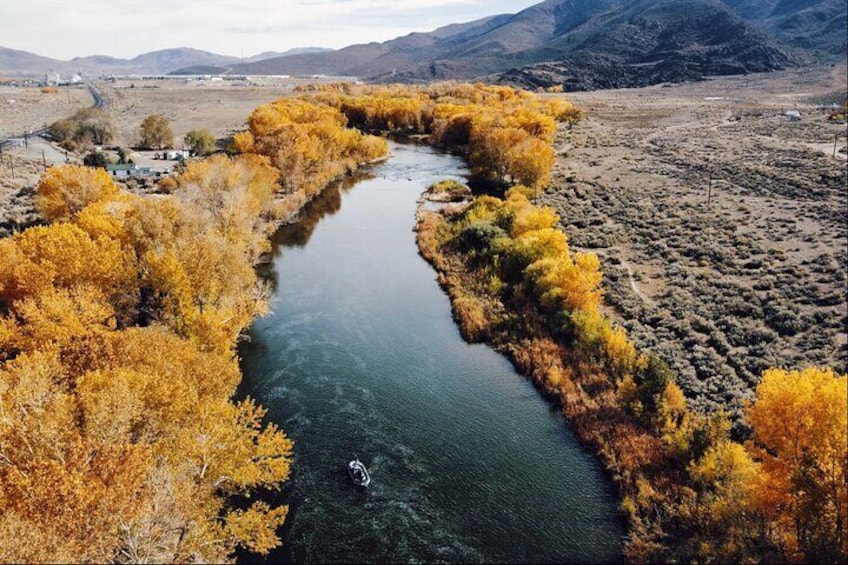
(184, 129, 218, 156)
(72, 108, 115, 146)
(83, 150, 111, 170)
(139, 114, 174, 150)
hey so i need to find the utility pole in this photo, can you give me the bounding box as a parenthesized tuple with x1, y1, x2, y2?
(707, 168, 713, 208)
(42, 149, 47, 170)
(834, 133, 839, 158)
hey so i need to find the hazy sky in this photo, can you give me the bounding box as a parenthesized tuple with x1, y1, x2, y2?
(2, 0, 542, 60)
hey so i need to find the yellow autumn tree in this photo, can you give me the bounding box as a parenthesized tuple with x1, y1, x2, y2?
(1, 143, 295, 563)
(36, 165, 120, 221)
(746, 367, 848, 562)
(235, 97, 386, 197)
(0, 222, 137, 316)
(687, 440, 762, 561)
(0, 349, 153, 563)
(263, 82, 579, 194)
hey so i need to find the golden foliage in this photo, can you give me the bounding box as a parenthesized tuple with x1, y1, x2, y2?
(0, 149, 294, 562)
(285, 82, 579, 191)
(746, 367, 848, 562)
(36, 165, 120, 221)
(452, 292, 491, 342)
(236, 97, 387, 198)
(223, 503, 289, 555)
(418, 169, 848, 563)
(528, 251, 603, 312)
(0, 221, 137, 316)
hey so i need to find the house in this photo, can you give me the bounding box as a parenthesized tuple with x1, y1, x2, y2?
(106, 164, 136, 178)
(165, 150, 190, 161)
(784, 110, 802, 121)
(106, 163, 155, 178)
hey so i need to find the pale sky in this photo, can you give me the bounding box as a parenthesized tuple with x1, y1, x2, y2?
(1, 0, 542, 60)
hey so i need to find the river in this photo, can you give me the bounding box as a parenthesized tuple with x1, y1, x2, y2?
(238, 142, 623, 563)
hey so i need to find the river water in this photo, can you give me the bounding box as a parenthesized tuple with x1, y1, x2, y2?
(238, 142, 623, 563)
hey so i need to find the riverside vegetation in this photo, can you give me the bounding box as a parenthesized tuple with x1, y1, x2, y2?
(229, 82, 848, 562)
(0, 98, 388, 562)
(347, 85, 844, 563)
(0, 82, 845, 563)
(417, 188, 846, 562)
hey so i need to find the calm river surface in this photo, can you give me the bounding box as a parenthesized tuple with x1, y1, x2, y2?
(238, 142, 623, 563)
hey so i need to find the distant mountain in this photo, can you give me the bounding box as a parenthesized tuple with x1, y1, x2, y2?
(128, 48, 240, 73)
(0, 45, 78, 76)
(165, 48, 335, 75)
(71, 54, 131, 67)
(244, 47, 333, 63)
(1, 0, 844, 89)
(0, 45, 338, 78)
(229, 14, 516, 78)
(497, 0, 799, 90)
(229, 0, 803, 89)
(723, 0, 847, 55)
(0, 47, 243, 77)
(167, 65, 232, 76)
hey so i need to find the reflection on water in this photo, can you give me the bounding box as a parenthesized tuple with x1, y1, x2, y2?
(273, 172, 374, 250)
(239, 142, 623, 564)
(258, 173, 374, 293)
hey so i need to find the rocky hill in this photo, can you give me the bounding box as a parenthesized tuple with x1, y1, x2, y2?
(724, 0, 847, 56)
(2, 0, 844, 90)
(498, 0, 799, 90)
(230, 0, 816, 89)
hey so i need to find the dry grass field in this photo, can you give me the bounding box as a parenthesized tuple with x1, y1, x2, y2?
(1, 85, 92, 235)
(99, 77, 331, 146)
(0, 84, 91, 137)
(544, 64, 847, 423)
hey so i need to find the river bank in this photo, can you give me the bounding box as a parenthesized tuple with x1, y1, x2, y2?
(414, 182, 733, 561)
(238, 141, 624, 563)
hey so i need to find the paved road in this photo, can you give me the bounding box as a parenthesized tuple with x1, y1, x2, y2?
(88, 82, 107, 109)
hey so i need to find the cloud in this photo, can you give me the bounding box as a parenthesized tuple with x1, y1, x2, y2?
(0, 0, 540, 59)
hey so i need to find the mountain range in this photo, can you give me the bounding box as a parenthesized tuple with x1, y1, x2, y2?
(1, 0, 845, 90)
(229, 0, 845, 89)
(0, 46, 330, 78)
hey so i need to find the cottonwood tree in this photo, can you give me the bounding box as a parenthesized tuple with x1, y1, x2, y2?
(184, 129, 217, 156)
(36, 165, 120, 221)
(0, 153, 295, 563)
(139, 114, 174, 150)
(747, 367, 847, 562)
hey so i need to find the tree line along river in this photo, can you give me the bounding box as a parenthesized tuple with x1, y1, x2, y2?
(238, 141, 623, 563)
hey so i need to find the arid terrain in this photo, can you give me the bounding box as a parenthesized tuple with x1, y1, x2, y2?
(0, 84, 91, 137)
(544, 64, 847, 423)
(0, 85, 94, 234)
(99, 77, 327, 146)
(0, 78, 324, 235)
